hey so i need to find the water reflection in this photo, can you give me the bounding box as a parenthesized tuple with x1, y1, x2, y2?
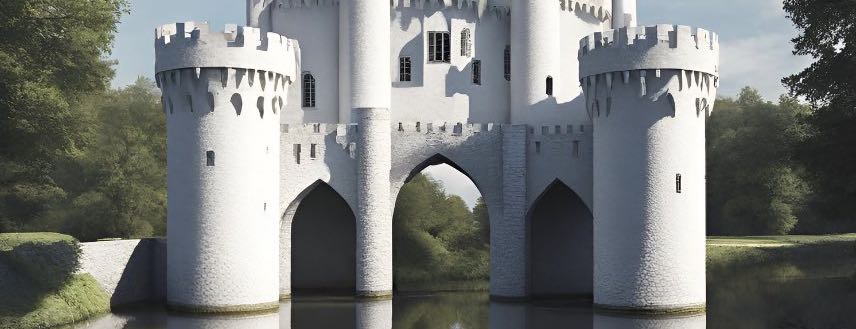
(68, 258, 855, 329)
(593, 314, 705, 329)
(166, 311, 280, 329)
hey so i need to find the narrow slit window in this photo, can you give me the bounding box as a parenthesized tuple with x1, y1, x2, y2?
(206, 151, 215, 167)
(293, 144, 301, 164)
(302, 72, 316, 108)
(461, 28, 472, 57)
(399, 57, 412, 82)
(472, 60, 482, 85)
(546, 76, 554, 96)
(572, 141, 580, 158)
(428, 31, 451, 63)
(676, 174, 682, 193)
(310, 144, 317, 159)
(504, 45, 511, 81)
(535, 141, 541, 154)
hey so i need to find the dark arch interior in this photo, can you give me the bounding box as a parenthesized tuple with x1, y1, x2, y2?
(528, 181, 593, 298)
(292, 182, 356, 295)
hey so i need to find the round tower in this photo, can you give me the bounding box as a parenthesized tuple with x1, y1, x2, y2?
(510, 0, 560, 124)
(247, 0, 272, 32)
(612, 0, 637, 29)
(155, 22, 298, 312)
(347, 0, 393, 297)
(579, 25, 719, 313)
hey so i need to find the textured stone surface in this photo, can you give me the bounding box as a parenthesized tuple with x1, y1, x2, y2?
(153, 1, 719, 312)
(156, 26, 297, 311)
(354, 108, 393, 295)
(78, 239, 166, 306)
(582, 25, 718, 310)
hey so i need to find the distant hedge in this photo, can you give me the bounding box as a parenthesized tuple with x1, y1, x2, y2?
(0, 233, 80, 289)
(0, 233, 109, 329)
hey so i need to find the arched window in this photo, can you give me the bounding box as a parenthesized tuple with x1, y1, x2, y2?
(461, 28, 472, 57)
(546, 76, 553, 96)
(504, 45, 511, 81)
(302, 72, 316, 108)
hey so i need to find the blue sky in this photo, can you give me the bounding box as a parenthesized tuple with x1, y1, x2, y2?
(110, 0, 811, 207)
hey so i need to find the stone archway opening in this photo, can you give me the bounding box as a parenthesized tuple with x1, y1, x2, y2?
(528, 180, 593, 299)
(392, 154, 490, 292)
(287, 181, 357, 296)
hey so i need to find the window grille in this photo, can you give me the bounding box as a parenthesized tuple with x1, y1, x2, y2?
(302, 72, 315, 108)
(472, 60, 482, 85)
(504, 45, 511, 81)
(428, 31, 451, 63)
(461, 29, 472, 57)
(399, 57, 412, 82)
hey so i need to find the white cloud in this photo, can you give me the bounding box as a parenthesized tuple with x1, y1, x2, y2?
(719, 33, 810, 100)
(423, 164, 481, 209)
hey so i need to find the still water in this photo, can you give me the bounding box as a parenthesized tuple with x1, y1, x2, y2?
(71, 261, 856, 329)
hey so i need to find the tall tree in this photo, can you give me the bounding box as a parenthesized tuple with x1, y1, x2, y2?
(0, 0, 128, 231)
(707, 87, 811, 235)
(783, 0, 856, 232)
(54, 78, 166, 241)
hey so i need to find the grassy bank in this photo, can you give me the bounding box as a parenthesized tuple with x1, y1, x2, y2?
(707, 234, 856, 268)
(0, 233, 109, 329)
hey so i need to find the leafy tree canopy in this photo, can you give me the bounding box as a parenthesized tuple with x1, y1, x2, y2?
(0, 0, 129, 232)
(707, 87, 811, 235)
(783, 0, 856, 232)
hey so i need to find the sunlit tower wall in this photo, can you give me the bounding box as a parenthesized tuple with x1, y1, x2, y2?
(509, 0, 559, 124)
(247, 0, 273, 32)
(348, 0, 394, 298)
(611, 0, 636, 29)
(155, 22, 299, 312)
(579, 25, 719, 313)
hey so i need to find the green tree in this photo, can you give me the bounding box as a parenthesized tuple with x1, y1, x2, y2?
(393, 174, 489, 284)
(55, 78, 166, 241)
(707, 87, 811, 235)
(783, 0, 856, 233)
(472, 197, 489, 244)
(0, 0, 128, 232)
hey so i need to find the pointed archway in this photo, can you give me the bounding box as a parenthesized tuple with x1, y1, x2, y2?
(528, 180, 593, 298)
(392, 154, 491, 291)
(286, 180, 357, 295)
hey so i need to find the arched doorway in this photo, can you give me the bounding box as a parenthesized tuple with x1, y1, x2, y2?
(289, 181, 356, 295)
(392, 154, 490, 291)
(528, 180, 593, 298)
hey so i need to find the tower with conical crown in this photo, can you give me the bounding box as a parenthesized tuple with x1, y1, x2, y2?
(154, 22, 299, 312)
(579, 24, 719, 313)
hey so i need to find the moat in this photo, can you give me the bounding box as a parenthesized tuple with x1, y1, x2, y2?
(68, 256, 856, 329)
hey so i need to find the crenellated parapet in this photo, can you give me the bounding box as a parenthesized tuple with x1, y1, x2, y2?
(579, 25, 719, 118)
(155, 22, 299, 78)
(560, 0, 611, 22)
(579, 25, 719, 79)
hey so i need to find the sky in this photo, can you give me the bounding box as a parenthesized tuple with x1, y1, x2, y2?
(110, 0, 810, 208)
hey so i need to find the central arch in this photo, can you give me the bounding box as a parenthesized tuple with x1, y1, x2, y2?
(392, 153, 492, 291)
(528, 179, 593, 298)
(285, 180, 356, 295)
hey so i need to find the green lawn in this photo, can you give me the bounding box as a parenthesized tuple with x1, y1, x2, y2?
(706, 234, 856, 275)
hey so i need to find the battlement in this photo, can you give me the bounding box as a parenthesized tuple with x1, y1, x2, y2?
(561, 0, 611, 22)
(578, 25, 719, 79)
(155, 22, 299, 77)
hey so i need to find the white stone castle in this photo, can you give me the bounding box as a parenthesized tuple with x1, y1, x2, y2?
(154, 0, 719, 315)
